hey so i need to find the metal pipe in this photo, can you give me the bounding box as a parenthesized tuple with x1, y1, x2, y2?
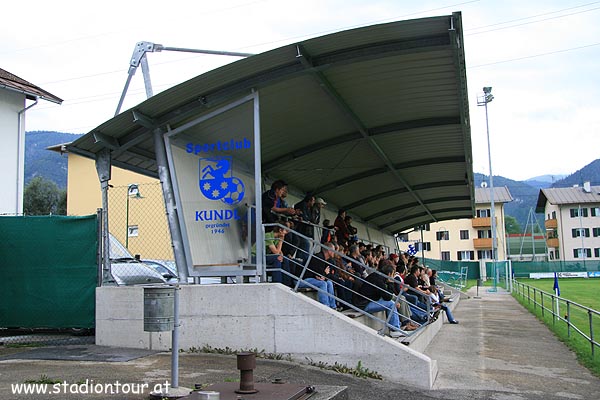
(589, 310, 595, 357)
(140, 54, 154, 98)
(567, 301, 571, 338)
(235, 352, 258, 394)
(17, 97, 39, 214)
(172, 285, 180, 387)
(252, 91, 265, 282)
(159, 45, 254, 58)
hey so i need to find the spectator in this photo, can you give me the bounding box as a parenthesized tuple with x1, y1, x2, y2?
(355, 260, 404, 337)
(313, 197, 327, 225)
(296, 242, 337, 309)
(294, 194, 318, 261)
(252, 225, 293, 286)
(405, 266, 458, 324)
(261, 180, 298, 227)
(344, 215, 358, 242)
(334, 209, 351, 247)
(321, 219, 335, 244)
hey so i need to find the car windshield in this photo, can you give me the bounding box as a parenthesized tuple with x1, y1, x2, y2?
(109, 234, 134, 260)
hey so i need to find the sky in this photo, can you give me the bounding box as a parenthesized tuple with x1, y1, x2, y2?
(2, 0, 599, 182)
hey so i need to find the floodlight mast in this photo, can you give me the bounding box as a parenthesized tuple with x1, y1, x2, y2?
(477, 86, 497, 263)
(115, 41, 254, 116)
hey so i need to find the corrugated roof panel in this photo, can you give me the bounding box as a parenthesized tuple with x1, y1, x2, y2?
(540, 186, 600, 205)
(474, 186, 513, 204)
(68, 12, 474, 234)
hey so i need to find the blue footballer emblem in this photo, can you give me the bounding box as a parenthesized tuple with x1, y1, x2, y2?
(199, 157, 245, 205)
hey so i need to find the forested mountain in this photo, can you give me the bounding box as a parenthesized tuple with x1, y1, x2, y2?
(551, 159, 600, 188)
(24, 131, 82, 189)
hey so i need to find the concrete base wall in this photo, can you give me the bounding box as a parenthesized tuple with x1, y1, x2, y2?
(96, 284, 436, 389)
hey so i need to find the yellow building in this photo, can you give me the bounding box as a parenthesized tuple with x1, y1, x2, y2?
(404, 187, 512, 261)
(60, 150, 173, 261)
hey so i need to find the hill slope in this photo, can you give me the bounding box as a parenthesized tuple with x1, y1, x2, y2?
(24, 131, 82, 189)
(551, 159, 600, 188)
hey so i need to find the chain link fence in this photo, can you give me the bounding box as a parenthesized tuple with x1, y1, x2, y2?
(103, 182, 176, 285)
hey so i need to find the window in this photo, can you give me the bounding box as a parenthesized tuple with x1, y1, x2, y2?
(549, 251, 554, 260)
(460, 230, 469, 240)
(591, 207, 600, 217)
(417, 224, 430, 231)
(457, 250, 474, 261)
(441, 251, 450, 261)
(477, 209, 490, 218)
(573, 248, 592, 258)
(478, 230, 492, 239)
(571, 228, 590, 238)
(127, 225, 139, 237)
(593, 228, 600, 237)
(415, 241, 431, 251)
(570, 208, 589, 218)
(552, 211, 556, 219)
(595, 248, 600, 258)
(477, 250, 493, 260)
(436, 231, 449, 240)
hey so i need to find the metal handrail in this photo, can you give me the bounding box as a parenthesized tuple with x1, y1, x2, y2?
(261, 222, 437, 336)
(512, 278, 600, 357)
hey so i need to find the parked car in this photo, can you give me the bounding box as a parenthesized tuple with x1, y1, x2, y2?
(142, 260, 220, 284)
(109, 234, 167, 285)
(142, 259, 179, 284)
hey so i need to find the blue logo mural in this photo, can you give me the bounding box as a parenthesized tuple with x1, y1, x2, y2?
(199, 157, 245, 205)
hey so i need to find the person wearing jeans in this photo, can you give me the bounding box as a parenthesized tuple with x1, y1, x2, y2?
(296, 242, 337, 309)
(356, 260, 403, 337)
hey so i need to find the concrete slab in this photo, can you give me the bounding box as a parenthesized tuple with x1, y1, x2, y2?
(425, 287, 600, 400)
(0, 345, 159, 362)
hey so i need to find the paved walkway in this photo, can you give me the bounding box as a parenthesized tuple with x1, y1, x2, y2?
(2, 287, 600, 399)
(425, 286, 600, 400)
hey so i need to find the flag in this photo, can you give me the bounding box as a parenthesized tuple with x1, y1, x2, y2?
(407, 244, 417, 256)
(553, 272, 560, 297)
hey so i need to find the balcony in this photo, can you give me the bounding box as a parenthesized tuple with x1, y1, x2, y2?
(472, 217, 496, 228)
(547, 238, 559, 248)
(545, 219, 558, 229)
(473, 238, 493, 249)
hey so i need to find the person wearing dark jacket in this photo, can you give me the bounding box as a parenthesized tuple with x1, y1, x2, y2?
(356, 260, 403, 337)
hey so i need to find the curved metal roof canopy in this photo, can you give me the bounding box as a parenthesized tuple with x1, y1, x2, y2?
(68, 12, 474, 235)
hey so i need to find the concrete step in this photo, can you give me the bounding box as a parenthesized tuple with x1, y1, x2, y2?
(297, 288, 387, 330)
(297, 286, 462, 352)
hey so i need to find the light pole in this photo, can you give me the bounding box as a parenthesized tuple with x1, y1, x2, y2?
(125, 183, 143, 248)
(477, 87, 497, 263)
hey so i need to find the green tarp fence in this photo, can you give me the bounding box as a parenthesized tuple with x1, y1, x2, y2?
(422, 259, 479, 279)
(421, 258, 600, 281)
(0, 215, 97, 329)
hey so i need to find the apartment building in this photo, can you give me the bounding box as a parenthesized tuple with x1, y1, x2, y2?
(403, 186, 512, 261)
(536, 182, 600, 261)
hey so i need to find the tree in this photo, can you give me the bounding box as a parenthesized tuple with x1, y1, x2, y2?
(23, 176, 67, 215)
(504, 215, 521, 234)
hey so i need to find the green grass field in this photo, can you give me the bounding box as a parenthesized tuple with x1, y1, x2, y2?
(512, 278, 600, 376)
(517, 278, 600, 311)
